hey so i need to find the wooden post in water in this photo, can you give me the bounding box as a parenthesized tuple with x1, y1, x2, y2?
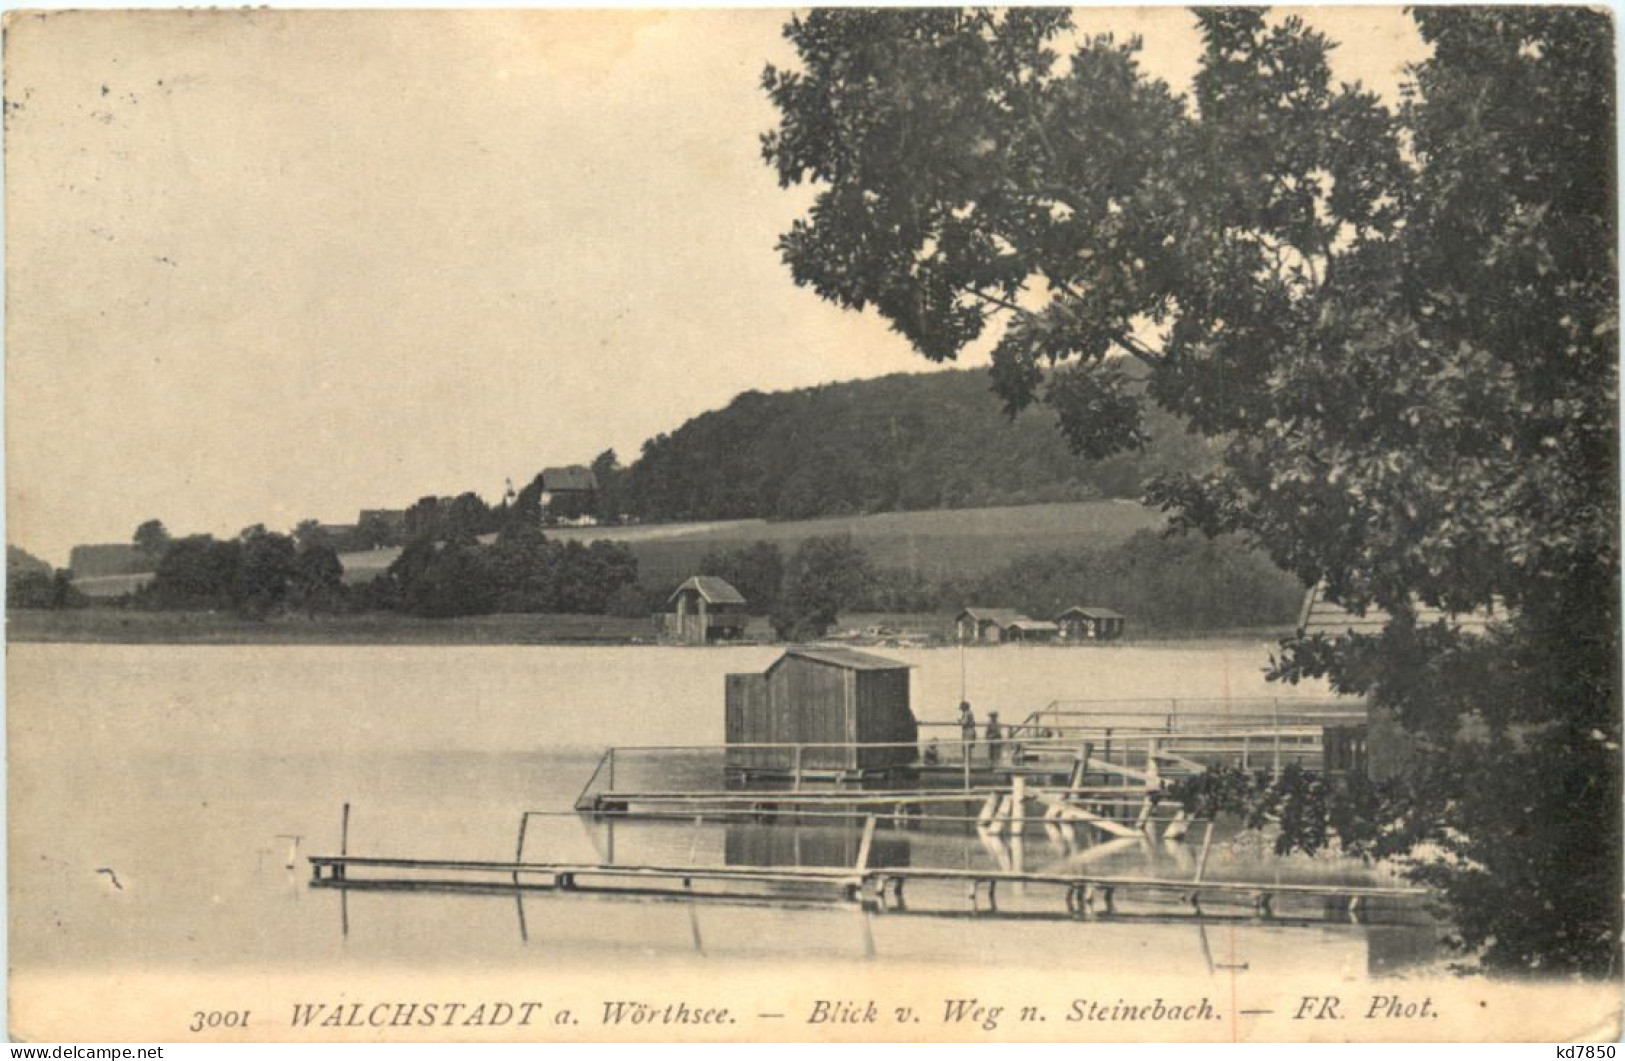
(687, 815, 704, 864)
(1009, 776, 1026, 896)
(513, 813, 530, 888)
(976, 792, 999, 830)
(1194, 820, 1216, 884)
(337, 802, 351, 882)
(855, 814, 876, 872)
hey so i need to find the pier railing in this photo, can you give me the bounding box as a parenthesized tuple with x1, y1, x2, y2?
(572, 727, 1331, 814)
(1006, 696, 1361, 739)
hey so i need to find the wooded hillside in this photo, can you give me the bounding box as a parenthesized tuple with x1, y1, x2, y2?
(621, 368, 1217, 521)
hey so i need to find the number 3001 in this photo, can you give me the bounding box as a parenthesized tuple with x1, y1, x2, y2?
(189, 1010, 250, 1033)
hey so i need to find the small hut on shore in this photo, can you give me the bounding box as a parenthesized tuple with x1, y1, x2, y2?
(1004, 619, 1060, 643)
(954, 607, 1029, 644)
(1055, 606, 1127, 642)
(725, 647, 917, 775)
(664, 575, 748, 644)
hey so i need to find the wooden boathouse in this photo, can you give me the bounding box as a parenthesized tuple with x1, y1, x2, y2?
(664, 575, 748, 644)
(1005, 619, 1060, 643)
(955, 607, 1029, 644)
(1055, 606, 1127, 641)
(725, 647, 918, 777)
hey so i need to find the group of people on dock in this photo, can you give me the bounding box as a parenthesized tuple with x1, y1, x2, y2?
(958, 700, 1005, 764)
(919, 700, 1017, 767)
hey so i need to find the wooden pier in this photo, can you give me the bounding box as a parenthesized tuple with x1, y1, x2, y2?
(307, 847, 1426, 922)
(307, 697, 1414, 929)
(571, 695, 1366, 834)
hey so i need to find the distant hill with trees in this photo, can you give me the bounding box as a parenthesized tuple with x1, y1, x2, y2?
(7, 544, 85, 610)
(7, 546, 50, 578)
(620, 368, 1218, 522)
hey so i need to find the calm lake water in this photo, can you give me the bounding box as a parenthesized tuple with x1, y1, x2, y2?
(8, 641, 1444, 978)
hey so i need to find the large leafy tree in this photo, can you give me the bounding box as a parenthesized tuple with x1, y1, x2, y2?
(132, 519, 171, 560)
(764, 8, 1617, 974)
(773, 535, 875, 640)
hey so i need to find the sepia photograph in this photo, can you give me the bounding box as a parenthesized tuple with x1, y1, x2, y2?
(3, 4, 1620, 1044)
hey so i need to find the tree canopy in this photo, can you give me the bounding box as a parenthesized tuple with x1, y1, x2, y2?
(626, 368, 1217, 521)
(765, 7, 1617, 974)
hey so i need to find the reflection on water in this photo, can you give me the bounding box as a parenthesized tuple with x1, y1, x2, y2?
(724, 821, 912, 871)
(10, 643, 1445, 978)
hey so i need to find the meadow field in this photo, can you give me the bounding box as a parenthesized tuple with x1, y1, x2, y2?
(335, 499, 1165, 587)
(65, 500, 1167, 599)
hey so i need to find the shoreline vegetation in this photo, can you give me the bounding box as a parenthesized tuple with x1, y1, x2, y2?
(4, 607, 1296, 648)
(21, 503, 1311, 645)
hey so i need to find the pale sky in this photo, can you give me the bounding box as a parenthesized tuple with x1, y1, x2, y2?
(4, 7, 1428, 565)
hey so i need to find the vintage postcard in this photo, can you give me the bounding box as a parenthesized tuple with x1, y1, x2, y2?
(5, 6, 1620, 1044)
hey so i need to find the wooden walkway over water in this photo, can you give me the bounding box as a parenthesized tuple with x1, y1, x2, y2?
(307, 698, 1410, 925)
(309, 801, 1425, 924)
(309, 852, 1423, 920)
(570, 697, 1366, 838)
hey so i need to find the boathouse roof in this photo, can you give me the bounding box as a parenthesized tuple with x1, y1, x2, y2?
(773, 646, 909, 672)
(1057, 606, 1125, 621)
(669, 575, 746, 605)
(956, 607, 1029, 625)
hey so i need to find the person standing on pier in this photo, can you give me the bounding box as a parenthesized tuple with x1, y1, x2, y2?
(986, 711, 1003, 766)
(958, 701, 976, 764)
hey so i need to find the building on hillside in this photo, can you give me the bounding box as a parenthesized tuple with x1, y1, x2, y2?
(1004, 619, 1060, 643)
(315, 523, 359, 539)
(358, 509, 408, 544)
(68, 543, 152, 579)
(539, 466, 600, 525)
(663, 575, 748, 644)
(725, 646, 917, 776)
(539, 466, 598, 505)
(1055, 606, 1128, 642)
(954, 607, 1029, 644)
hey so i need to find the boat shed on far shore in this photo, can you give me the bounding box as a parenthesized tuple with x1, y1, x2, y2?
(664, 575, 748, 644)
(955, 607, 1029, 644)
(1005, 619, 1060, 643)
(1055, 606, 1127, 641)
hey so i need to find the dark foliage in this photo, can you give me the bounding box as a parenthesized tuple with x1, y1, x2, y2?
(139, 535, 246, 612)
(405, 493, 502, 543)
(132, 519, 171, 559)
(380, 527, 641, 619)
(697, 541, 786, 615)
(772, 535, 875, 639)
(765, 7, 1618, 974)
(955, 530, 1303, 631)
(624, 369, 1217, 522)
(7, 546, 51, 580)
(8, 569, 88, 610)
